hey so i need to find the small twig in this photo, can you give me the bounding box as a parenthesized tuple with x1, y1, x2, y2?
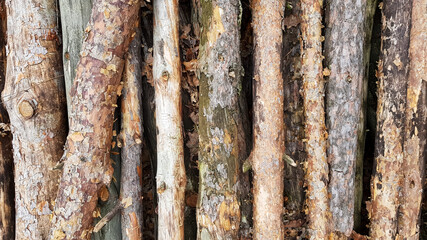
(93, 201, 123, 233)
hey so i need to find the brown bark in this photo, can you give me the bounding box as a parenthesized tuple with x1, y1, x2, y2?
(153, 0, 186, 239)
(1, 0, 67, 239)
(397, 0, 427, 238)
(120, 25, 144, 240)
(324, 0, 368, 237)
(369, 0, 412, 239)
(196, 0, 245, 239)
(300, 0, 330, 238)
(251, 0, 285, 239)
(49, 0, 140, 239)
(0, 2, 14, 239)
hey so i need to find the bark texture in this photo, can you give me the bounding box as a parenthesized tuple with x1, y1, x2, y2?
(369, 0, 412, 238)
(196, 0, 244, 239)
(2, 0, 67, 239)
(251, 0, 285, 239)
(49, 0, 140, 238)
(300, 0, 329, 238)
(153, 0, 186, 239)
(324, 0, 367, 236)
(0, 2, 14, 239)
(58, 0, 93, 116)
(120, 26, 144, 240)
(397, 0, 426, 238)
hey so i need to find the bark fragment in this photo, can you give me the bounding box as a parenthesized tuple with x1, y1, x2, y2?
(324, 0, 368, 236)
(251, 0, 285, 239)
(300, 0, 329, 238)
(369, 0, 412, 238)
(2, 0, 67, 239)
(196, 0, 245, 239)
(49, 0, 140, 239)
(397, 0, 427, 238)
(153, 0, 186, 239)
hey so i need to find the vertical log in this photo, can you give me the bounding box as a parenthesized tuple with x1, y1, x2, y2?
(300, 0, 329, 238)
(196, 0, 244, 239)
(398, 0, 426, 238)
(49, 0, 140, 238)
(2, 0, 67, 239)
(153, 0, 186, 239)
(0, 2, 14, 239)
(120, 25, 144, 240)
(369, 0, 412, 238)
(251, 0, 285, 239)
(324, 0, 368, 237)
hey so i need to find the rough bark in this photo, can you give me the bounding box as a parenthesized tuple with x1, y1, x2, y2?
(354, 0, 378, 231)
(251, 0, 285, 239)
(49, 0, 140, 238)
(324, 0, 367, 237)
(300, 0, 329, 238)
(369, 0, 412, 239)
(1, 0, 68, 239)
(0, 2, 14, 239)
(397, 0, 426, 238)
(58, 0, 93, 116)
(282, 0, 305, 217)
(153, 0, 186, 239)
(120, 25, 144, 240)
(196, 0, 244, 239)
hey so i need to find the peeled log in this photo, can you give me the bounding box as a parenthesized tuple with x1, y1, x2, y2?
(196, 0, 245, 239)
(324, 0, 367, 237)
(369, 0, 412, 239)
(251, 0, 285, 239)
(153, 0, 186, 239)
(49, 0, 140, 238)
(2, 0, 67, 239)
(398, 0, 426, 238)
(300, 0, 329, 238)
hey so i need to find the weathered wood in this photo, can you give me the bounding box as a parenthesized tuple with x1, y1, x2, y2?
(196, 0, 245, 239)
(120, 25, 144, 240)
(324, 0, 368, 237)
(58, 0, 93, 116)
(0, 2, 14, 239)
(398, 0, 426, 238)
(251, 0, 285, 239)
(300, 0, 329, 238)
(49, 0, 140, 238)
(2, 0, 67, 239)
(153, 0, 186, 239)
(369, 0, 412, 238)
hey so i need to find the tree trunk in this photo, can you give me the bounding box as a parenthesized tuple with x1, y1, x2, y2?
(196, 0, 245, 239)
(153, 0, 186, 239)
(120, 25, 144, 240)
(369, 0, 412, 238)
(251, 0, 285, 239)
(398, 0, 426, 238)
(2, 0, 67, 239)
(0, 2, 14, 238)
(49, 0, 140, 238)
(300, 0, 329, 238)
(324, 0, 368, 237)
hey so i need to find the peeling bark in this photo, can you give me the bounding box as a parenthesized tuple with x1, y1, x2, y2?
(1, 0, 67, 239)
(120, 25, 144, 240)
(49, 0, 140, 238)
(397, 0, 426, 238)
(153, 0, 186, 239)
(300, 0, 329, 238)
(196, 0, 245, 239)
(251, 0, 285, 239)
(324, 0, 368, 237)
(369, 0, 412, 239)
(0, 2, 14, 239)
